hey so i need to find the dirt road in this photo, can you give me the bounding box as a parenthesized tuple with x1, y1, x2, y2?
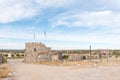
(8, 59, 120, 80)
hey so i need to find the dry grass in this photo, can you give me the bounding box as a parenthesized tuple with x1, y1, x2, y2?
(35, 60, 93, 67)
(35, 61, 63, 66)
(35, 58, 120, 68)
(0, 64, 10, 78)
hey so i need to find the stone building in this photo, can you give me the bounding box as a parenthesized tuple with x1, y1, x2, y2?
(24, 42, 52, 63)
(24, 42, 62, 63)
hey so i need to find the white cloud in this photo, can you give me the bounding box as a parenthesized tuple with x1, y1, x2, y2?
(100, 0, 120, 9)
(0, 0, 74, 23)
(0, 26, 45, 40)
(44, 32, 120, 49)
(0, 0, 37, 23)
(51, 10, 120, 28)
(47, 33, 120, 44)
(34, 0, 74, 8)
(1, 26, 120, 49)
(1, 0, 120, 24)
(0, 42, 25, 49)
(1, 0, 120, 49)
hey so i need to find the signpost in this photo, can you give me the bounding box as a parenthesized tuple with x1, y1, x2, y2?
(8, 53, 12, 59)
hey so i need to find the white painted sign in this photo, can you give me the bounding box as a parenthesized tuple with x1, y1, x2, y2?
(8, 53, 12, 58)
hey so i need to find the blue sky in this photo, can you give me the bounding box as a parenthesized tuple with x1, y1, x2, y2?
(0, 0, 120, 50)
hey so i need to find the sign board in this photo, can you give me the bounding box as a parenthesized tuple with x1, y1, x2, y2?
(100, 49, 109, 54)
(8, 53, 12, 58)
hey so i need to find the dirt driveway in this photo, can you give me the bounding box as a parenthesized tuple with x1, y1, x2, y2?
(8, 59, 120, 80)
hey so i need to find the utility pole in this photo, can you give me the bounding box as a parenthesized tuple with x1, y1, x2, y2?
(106, 49, 109, 62)
(89, 45, 92, 62)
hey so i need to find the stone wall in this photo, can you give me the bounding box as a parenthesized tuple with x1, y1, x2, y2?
(24, 42, 53, 63)
(0, 54, 3, 64)
(68, 54, 81, 61)
(37, 52, 52, 62)
(0, 54, 6, 64)
(51, 54, 58, 61)
(68, 54, 89, 61)
(25, 42, 51, 53)
(58, 52, 62, 60)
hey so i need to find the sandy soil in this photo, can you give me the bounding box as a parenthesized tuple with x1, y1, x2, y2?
(8, 59, 120, 80)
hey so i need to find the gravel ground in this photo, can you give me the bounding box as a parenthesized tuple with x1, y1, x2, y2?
(8, 59, 120, 80)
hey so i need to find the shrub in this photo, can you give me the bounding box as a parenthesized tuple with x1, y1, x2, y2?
(16, 54, 20, 57)
(12, 54, 14, 57)
(4, 54, 8, 57)
(62, 55, 68, 60)
(21, 54, 24, 57)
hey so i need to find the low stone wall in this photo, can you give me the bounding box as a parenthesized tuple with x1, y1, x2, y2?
(68, 54, 81, 61)
(68, 54, 89, 61)
(0, 54, 6, 64)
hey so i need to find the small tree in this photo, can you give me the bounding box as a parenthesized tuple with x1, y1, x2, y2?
(62, 55, 68, 60)
(21, 54, 24, 57)
(12, 54, 14, 57)
(4, 54, 8, 57)
(16, 54, 20, 58)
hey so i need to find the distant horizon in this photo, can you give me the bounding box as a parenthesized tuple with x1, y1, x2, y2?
(1, 47, 120, 51)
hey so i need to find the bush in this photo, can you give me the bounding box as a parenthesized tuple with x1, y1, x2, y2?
(4, 54, 8, 57)
(83, 56, 86, 60)
(21, 54, 24, 57)
(12, 54, 14, 57)
(62, 55, 68, 59)
(16, 54, 20, 57)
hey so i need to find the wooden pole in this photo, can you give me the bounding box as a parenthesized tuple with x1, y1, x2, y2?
(90, 45, 92, 62)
